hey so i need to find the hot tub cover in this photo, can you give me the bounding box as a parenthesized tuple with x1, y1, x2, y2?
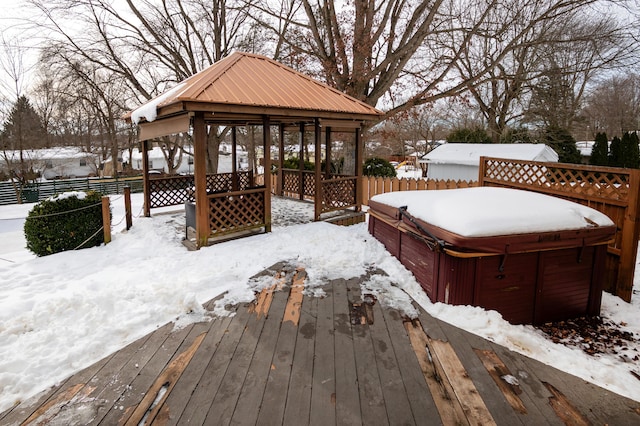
(369, 187, 616, 255)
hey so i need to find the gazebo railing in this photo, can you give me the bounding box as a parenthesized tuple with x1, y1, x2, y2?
(282, 169, 315, 200)
(207, 186, 267, 236)
(321, 176, 357, 213)
(149, 175, 194, 208)
(149, 171, 254, 209)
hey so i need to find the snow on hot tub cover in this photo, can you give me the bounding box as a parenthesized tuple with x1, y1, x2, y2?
(370, 187, 614, 238)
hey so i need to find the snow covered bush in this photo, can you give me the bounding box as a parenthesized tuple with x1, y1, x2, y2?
(24, 190, 107, 256)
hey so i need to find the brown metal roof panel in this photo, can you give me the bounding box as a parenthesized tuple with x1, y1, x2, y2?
(127, 51, 383, 122)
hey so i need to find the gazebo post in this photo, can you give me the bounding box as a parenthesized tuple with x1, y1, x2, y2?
(193, 112, 209, 248)
(355, 128, 363, 212)
(314, 119, 322, 221)
(298, 123, 305, 200)
(231, 127, 238, 191)
(277, 124, 285, 196)
(325, 126, 332, 179)
(141, 139, 151, 217)
(263, 116, 272, 232)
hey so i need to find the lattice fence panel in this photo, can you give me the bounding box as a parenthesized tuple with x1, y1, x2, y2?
(483, 158, 631, 202)
(207, 173, 233, 193)
(303, 172, 316, 197)
(208, 191, 266, 235)
(322, 178, 356, 213)
(149, 176, 194, 208)
(282, 170, 301, 194)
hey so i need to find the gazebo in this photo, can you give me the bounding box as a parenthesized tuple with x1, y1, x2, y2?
(124, 52, 383, 248)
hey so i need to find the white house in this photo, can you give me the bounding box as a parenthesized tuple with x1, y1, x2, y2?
(0, 147, 99, 180)
(419, 143, 559, 181)
(122, 145, 249, 174)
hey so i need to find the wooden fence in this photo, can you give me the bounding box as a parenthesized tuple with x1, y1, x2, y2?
(479, 156, 640, 302)
(361, 176, 477, 205)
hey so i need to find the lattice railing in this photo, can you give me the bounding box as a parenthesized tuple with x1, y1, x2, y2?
(207, 171, 253, 193)
(482, 157, 631, 203)
(302, 172, 316, 197)
(208, 188, 266, 235)
(149, 172, 255, 209)
(281, 169, 315, 199)
(282, 170, 301, 195)
(321, 176, 357, 213)
(149, 175, 194, 208)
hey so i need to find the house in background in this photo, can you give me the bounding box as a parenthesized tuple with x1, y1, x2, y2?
(0, 147, 98, 180)
(418, 143, 559, 181)
(122, 145, 249, 175)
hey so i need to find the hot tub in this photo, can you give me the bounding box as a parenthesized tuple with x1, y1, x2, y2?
(368, 187, 616, 324)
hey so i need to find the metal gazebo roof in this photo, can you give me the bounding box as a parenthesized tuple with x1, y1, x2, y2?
(125, 51, 383, 139)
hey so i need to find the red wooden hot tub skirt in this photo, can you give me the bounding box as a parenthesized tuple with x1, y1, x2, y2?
(368, 199, 616, 325)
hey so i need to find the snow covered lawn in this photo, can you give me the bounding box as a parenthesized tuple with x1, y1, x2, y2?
(0, 193, 638, 414)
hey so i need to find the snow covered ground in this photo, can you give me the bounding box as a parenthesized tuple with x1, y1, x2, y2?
(0, 192, 639, 414)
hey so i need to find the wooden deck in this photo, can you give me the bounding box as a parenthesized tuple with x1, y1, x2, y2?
(2, 262, 639, 425)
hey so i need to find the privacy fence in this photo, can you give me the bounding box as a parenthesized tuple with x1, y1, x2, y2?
(478, 156, 640, 303)
(0, 177, 144, 206)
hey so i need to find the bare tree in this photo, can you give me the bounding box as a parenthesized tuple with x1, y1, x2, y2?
(581, 73, 640, 138)
(249, 0, 621, 122)
(31, 0, 252, 172)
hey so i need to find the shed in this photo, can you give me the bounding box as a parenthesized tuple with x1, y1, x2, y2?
(419, 143, 558, 181)
(123, 52, 383, 248)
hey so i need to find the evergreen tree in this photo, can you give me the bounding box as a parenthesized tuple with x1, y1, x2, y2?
(609, 136, 623, 167)
(619, 132, 640, 169)
(543, 125, 582, 164)
(589, 132, 609, 166)
(1, 96, 47, 151)
(630, 132, 640, 168)
(446, 127, 492, 144)
(1, 96, 49, 202)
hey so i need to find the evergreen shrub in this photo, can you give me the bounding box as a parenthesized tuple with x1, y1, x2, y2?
(24, 190, 107, 256)
(363, 157, 397, 178)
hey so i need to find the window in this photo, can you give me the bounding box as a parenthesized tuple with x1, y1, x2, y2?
(79, 159, 87, 167)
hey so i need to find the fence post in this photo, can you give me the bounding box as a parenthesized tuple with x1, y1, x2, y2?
(124, 186, 133, 230)
(102, 196, 111, 244)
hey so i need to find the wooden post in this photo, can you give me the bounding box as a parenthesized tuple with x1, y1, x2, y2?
(263, 116, 272, 232)
(314, 118, 322, 221)
(193, 112, 209, 249)
(277, 124, 285, 196)
(355, 129, 363, 212)
(478, 156, 487, 186)
(325, 126, 332, 179)
(232, 127, 239, 191)
(141, 139, 151, 217)
(299, 122, 305, 200)
(102, 196, 111, 244)
(618, 169, 640, 301)
(124, 186, 132, 230)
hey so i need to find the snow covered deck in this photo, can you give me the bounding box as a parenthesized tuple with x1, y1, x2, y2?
(2, 263, 637, 425)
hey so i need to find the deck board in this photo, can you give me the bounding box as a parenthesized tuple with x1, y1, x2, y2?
(281, 287, 317, 426)
(332, 278, 362, 426)
(346, 277, 388, 425)
(309, 281, 337, 426)
(230, 288, 290, 425)
(4, 263, 640, 426)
